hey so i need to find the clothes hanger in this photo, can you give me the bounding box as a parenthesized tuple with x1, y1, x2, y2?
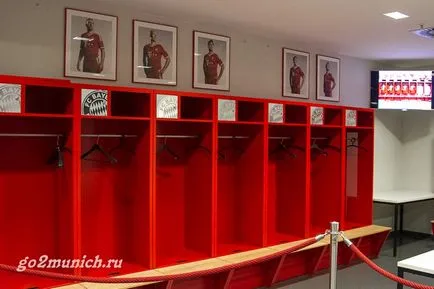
(47, 135, 72, 168)
(156, 137, 180, 160)
(190, 134, 226, 159)
(312, 137, 341, 154)
(347, 137, 368, 151)
(185, 134, 213, 157)
(109, 135, 136, 155)
(311, 138, 328, 156)
(270, 138, 296, 158)
(195, 144, 214, 156)
(218, 136, 245, 160)
(81, 136, 118, 164)
(185, 141, 220, 159)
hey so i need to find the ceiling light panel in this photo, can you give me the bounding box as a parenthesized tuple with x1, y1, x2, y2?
(383, 11, 409, 20)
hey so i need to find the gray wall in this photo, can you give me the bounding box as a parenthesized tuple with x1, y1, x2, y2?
(0, 0, 374, 106)
(399, 111, 434, 234)
(373, 111, 403, 230)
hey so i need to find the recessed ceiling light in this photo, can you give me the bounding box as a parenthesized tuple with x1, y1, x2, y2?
(383, 11, 409, 20)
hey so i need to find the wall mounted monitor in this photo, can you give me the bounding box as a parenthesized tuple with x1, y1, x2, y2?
(370, 70, 434, 110)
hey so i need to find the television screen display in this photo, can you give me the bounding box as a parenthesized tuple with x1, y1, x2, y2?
(371, 70, 433, 110)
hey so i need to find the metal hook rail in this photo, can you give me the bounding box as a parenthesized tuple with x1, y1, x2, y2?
(157, 135, 199, 139)
(268, 137, 292, 140)
(218, 136, 250, 139)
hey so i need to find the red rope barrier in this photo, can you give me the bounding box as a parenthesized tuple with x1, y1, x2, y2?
(349, 244, 434, 289)
(0, 236, 319, 284)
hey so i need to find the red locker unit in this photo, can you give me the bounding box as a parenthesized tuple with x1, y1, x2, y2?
(309, 105, 344, 235)
(216, 97, 266, 256)
(343, 108, 375, 229)
(154, 92, 214, 267)
(78, 85, 153, 277)
(266, 102, 309, 246)
(0, 76, 76, 289)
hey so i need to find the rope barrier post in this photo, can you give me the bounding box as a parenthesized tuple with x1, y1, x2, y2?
(329, 221, 339, 289)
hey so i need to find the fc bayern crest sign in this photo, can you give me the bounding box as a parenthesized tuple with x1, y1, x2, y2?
(268, 103, 283, 123)
(345, 109, 357, 127)
(218, 99, 236, 121)
(0, 84, 21, 113)
(81, 89, 108, 116)
(156, 94, 178, 119)
(310, 106, 324, 125)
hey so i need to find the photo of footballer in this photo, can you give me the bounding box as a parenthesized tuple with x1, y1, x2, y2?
(283, 48, 309, 99)
(133, 20, 177, 86)
(64, 8, 117, 81)
(193, 31, 230, 91)
(317, 55, 340, 102)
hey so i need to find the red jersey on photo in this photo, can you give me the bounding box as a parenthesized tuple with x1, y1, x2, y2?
(204, 52, 223, 84)
(324, 72, 335, 97)
(401, 82, 409, 95)
(409, 82, 417, 95)
(394, 83, 401, 95)
(379, 83, 387, 95)
(143, 44, 169, 78)
(387, 82, 395, 95)
(290, 66, 304, 94)
(81, 32, 103, 59)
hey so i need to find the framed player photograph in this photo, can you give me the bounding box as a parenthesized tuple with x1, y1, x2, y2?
(316, 54, 340, 102)
(64, 8, 117, 81)
(133, 20, 177, 86)
(282, 48, 309, 99)
(193, 31, 230, 91)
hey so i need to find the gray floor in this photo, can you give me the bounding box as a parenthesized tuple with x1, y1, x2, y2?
(274, 234, 434, 289)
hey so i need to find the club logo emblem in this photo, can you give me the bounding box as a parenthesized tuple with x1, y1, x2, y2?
(269, 103, 283, 123)
(218, 99, 236, 121)
(0, 84, 21, 113)
(311, 107, 324, 125)
(81, 89, 107, 116)
(156, 94, 178, 119)
(346, 110, 357, 127)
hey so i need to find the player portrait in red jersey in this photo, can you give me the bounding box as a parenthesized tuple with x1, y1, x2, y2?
(203, 40, 225, 85)
(283, 48, 309, 99)
(65, 9, 117, 80)
(323, 62, 336, 97)
(133, 21, 177, 85)
(193, 31, 230, 91)
(77, 18, 105, 74)
(317, 55, 340, 102)
(290, 57, 305, 94)
(143, 30, 170, 79)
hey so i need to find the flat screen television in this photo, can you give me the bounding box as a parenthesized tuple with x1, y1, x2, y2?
(370, 70, 434, 110)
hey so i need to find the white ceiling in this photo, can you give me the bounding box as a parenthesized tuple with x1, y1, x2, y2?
(100, 0, 434, 60)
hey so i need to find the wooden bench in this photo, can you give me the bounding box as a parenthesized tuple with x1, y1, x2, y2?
(54, 225, 391, 289)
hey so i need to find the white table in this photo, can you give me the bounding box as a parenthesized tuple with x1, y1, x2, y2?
(397, 250, 434, 289)
(374, 190, 434, 257)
